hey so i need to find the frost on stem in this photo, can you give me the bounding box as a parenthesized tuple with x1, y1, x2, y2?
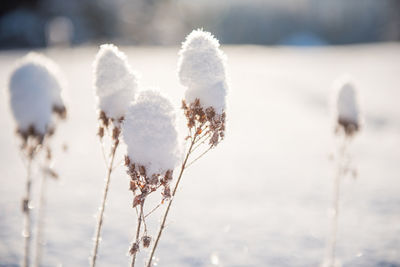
(122, 90, 179, 206)
(333, 77, 361, 137)
(9, 52, 67, 146)
(94, 44, 138, 134)
(178, 29, 228, 147)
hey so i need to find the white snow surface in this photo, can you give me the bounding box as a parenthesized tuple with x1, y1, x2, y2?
(8, 52, 65, 135)
(334, 77, 361, 125)
(122, 90, 179, 177)
(0, 45, 400, 267)
(178, 29, 227, 113)
(93, 44, 138, 120)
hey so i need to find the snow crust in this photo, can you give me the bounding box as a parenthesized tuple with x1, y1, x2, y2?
(178, 29, 228, 114)
(122, 90, 180, 177)
(93, 44, 138, 120)
(9, 52, 66, 135)
(333, 77, 361, 126)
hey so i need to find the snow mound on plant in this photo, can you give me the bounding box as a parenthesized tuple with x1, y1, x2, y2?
(9, 52, 66, 135)
(93, 44, 138, 120)
(122, 90, 180, 177)
(178, 29, 228, 114)
(333, 76, 361, 126)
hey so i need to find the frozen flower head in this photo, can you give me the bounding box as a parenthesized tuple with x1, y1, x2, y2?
(178, 29, 228, 114)
(332, 77, 361, 136)
(9, 52, 67, 144)
(178, 29, 227, 147)
(122, 90, 179, 206)
(93, 44, 138, 127)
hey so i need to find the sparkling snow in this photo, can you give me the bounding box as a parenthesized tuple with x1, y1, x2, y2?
(93, 44, 138, 120)
(178, 30, 228, 114)
(0, 44, 399, 267)
(122, 90, 179, 177)
(8, 52, 65, 135)
(334, 77, 361, 126)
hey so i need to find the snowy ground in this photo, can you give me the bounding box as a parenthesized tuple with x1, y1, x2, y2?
(0, 44, 399, 267)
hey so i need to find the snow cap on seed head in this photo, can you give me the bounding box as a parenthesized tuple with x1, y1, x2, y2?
(9, 52, 67, 139)
(94, 44, 138, 120)
(122, 90, 180, 177)
(332, 75, 361, 135)
(178, 29, 228, 114)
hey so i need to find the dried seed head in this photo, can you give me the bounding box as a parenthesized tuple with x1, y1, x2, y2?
(133, 195, 143, 208)
(129, 180, 137, 191)
(162, 186, 171, 201)
(162, 170, 173, 184)
(53, 105, 67, 119)
(142, 236, 151, 248)
(98, 126, 104, 139)
(129, 242, 140, 256)
(112, 126, 120, 140)
(148, 174, 158, 185)
(183, 99, 225, 147)
(139, 165, 146, 176)
(337, 118, 359, 137)
(332, 77, 361, 137)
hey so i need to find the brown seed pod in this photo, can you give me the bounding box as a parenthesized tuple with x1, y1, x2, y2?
(129, 242, 139, 255)
(142, 236, 151, 248)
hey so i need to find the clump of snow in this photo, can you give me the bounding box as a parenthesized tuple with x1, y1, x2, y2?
(332, 76, 361, 129)
(9, 52, 66, 137)
(93, 44, 138, 120)
(178, 29, 228, 114)
(122, 90, 180, 177)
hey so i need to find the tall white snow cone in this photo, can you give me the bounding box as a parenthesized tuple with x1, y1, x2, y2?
(122, 90, 180, 177)
(9, 52, 67, 140)
(178, 29, 228, 114)
(93, 44, 138, 121)
(332, 77, 361, 136)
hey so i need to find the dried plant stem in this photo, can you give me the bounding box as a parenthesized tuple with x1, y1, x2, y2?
(34, 169, 47, 267)
(186, 147, 212, 169)
(131, 203, 144, 267)
(326, 136, 347, 266)
(145, 203, 161, 219)
(23, 156, 33, 267)
(146, 136, 197, 267)
(90, 139, 119, 267)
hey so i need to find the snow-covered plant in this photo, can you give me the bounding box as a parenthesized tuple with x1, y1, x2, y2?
(179, 29, 227, 147)
(94, 44, 138, 126)
(323, 77, 362, 267)
(10, 52, 66, 146)
(147, 29, 228, 267)
(8, 52, 67, 267)
(333, 78, 361, 137)
(122, 90, 179, 266)
(91, 44, 138, 267)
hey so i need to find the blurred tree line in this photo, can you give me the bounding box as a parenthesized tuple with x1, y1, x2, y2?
(0, 0, 399, 49)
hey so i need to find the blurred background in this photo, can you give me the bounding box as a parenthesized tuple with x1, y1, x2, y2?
(1, 1, 400, 267)
(1, 0, 400, 49)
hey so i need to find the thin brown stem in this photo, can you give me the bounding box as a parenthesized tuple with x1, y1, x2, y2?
(191, 133, 211, 153)
(186, 147, 212, 169)
(327, 135, 347, 266)
(131, 203, 144, 267)
(90, 139, 119, 267)
(22, 154, 33, 267)
(34, 165, 47, 267)
(145, 203, 161, 219)
(146, 134, 197, 267)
